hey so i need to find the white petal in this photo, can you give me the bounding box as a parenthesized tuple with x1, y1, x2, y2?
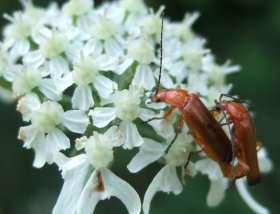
(10, 40, 30, 56)
(99, 95, 114, 106)
(53, 72, 73, 92)
(17, 93, 41, 122)
(206, 178, 228, 207)
(115, 57, 133, 75)
(104, 126, 124, 147)
(19, 125, 41, 149)
(236, 178, 269, 214)
(154, 68, 174, 89)
(119, 121, 143, 149)
(76, 14, 92, 38)
(105, 38, 123, 58)
(53, 153, 91, 214)
(258, 148, 273, 173)
(84, 38, 103, 56)
(224, 64, 241, 74)
(77, 168, 142, 214)
(144, 98, 167, 109)
(93, 75, 118, 98)
(23, 50, 45, 68)
(65, 42, 83, 61)
(48, 128, 70, 150)
(63, 110, 89, 134)
(97, 55, 118, 71)
(101, 168, 141, 214)
(54, 152, 88, 173)
(72, 85, 94, 110)
(3, 64, 21, 82)
(143, 165, 183, 214)
(139, 108, 176, 139)
(195, 158, 223, 180)
(39, 79, 62, 101)
(76, 170, 106, 214)
(168, 61, 185, 78)
(0, 86, 13, 104)
(138, 108, 156, 121)
(127, 138, 165, 173)
(45, 128, 70, 163)
(31, 26, 52, 44)
(132, 64, 155, 90)
(89, 107, 116, 128)
(19, 125, 47, 168)
(152, 119, 175, 139)
(49, 56, 70, 78)
(32, 132, 48, 168)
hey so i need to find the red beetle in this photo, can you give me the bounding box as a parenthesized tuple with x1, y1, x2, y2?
(212, 94, 261, 185)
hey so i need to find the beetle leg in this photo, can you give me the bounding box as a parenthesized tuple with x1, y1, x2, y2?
(164, 115, 183, 154)
(144, 106, 175, 123)
(213, 122, 231, 128)
(220, 156, 250, 181)
(184, 149, 203, 169)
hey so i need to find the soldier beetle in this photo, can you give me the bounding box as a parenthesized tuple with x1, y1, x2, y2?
(212, 94, 261, 185)
(146, 11, 237, 179)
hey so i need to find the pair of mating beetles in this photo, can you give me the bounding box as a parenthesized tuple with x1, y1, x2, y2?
(146, 11, 261, 186)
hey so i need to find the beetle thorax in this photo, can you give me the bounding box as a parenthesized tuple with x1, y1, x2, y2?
(152, 89, 188, 108)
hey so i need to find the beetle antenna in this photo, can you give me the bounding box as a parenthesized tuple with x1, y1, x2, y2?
(155, 10, 164, 95)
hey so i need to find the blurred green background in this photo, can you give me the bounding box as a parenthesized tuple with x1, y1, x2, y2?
(0, 0, 279, 213)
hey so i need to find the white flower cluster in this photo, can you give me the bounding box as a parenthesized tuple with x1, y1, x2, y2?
(0, 0, 273, 214)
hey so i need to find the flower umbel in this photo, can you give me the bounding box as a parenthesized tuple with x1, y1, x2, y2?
(0, 0, 272, 214)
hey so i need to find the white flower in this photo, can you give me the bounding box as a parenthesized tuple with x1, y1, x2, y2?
(40, 30, 69, 59)
(85, 132, 114, 169)
(181, 37, 209, 72)
(18, 96, 89, 167)
(127, 138, 166, 173)
(195, 147, 273, 211)
(128, 35, 154, 64)
(143, 134, 196, 214)
(3, 64, 62, 100)
(120, 0, 145, 13)
(172, 12, 200, 41)
(12, 67, 41, 97)
(53, 127, 141, 214)
(236, 148, 273, 214)
(27, 26, 72, 80)
(89, 85, 144, 149)
(3, 12, 32, 56)
(63, 0, 93, 16)
(91, 14, 116, 41)
(202, 54, 240, 86)
(140, 7, 165, 36)
(69, 50, 118, 110)
(128, 134, 195, 213)
(128, 33, 156, 90)
(79, 8, 125, 58)
(195, 158, 229, 207)
(143, 165, 183, 214)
